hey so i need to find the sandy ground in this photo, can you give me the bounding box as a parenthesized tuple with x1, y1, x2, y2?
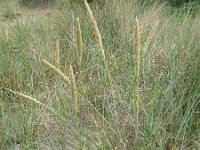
(0, 9, 51, 28)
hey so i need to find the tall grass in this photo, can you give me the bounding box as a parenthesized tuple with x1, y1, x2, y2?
(0, 0, 200, 149)
(19, 0, 56, 8)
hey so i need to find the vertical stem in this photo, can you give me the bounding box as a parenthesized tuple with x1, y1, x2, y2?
(55, 39, 60, 68)
(135, 16, 141, 145)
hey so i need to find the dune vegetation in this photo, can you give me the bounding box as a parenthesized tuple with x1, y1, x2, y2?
(0, 0, 200, 149)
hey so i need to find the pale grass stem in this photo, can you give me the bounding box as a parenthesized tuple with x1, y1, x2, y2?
(5, 88, 43, 105)
(69, 65, 78, 115)
(51, 40, 60, 68)
(76, 17, 83, 68)
(55, 39, 60, 68)
(135, 16, 141, 144)
(42, 59, 71, 84)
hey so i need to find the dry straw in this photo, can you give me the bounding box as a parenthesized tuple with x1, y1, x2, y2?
(69, 65, 78, 115)
(42, 59, 71, 84)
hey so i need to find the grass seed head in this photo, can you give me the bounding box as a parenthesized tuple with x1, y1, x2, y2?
(42, 59, 71, 84)
(69, 65, 78, 115)
(84, 0, 106, 60)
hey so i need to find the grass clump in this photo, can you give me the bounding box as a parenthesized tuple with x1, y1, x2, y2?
(0, 0, 200, 149)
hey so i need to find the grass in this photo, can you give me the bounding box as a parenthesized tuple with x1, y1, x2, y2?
(0, 0, 20, 20)
(0, 0, 200, 149)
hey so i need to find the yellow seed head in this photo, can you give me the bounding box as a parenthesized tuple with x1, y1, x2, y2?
(76, 17, 83, 67)
(6, 88, 43, 105)
(42, 59, 71, 84)
(84, 0, 105, 60)
(69, 65, 78, 115)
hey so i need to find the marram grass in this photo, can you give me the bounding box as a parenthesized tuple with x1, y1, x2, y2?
(1, 0, 200, 149)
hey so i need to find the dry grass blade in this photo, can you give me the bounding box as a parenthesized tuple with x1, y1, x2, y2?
(69, 65, 78, 115)
(6, 88, 43, 105)
(84, 0, 105, 60)
(42, 59, 71, 84)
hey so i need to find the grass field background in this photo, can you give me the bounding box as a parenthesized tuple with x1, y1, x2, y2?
(0, 0, 200, 149)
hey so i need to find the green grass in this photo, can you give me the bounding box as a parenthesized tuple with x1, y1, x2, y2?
(0, 0, 200, 149)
